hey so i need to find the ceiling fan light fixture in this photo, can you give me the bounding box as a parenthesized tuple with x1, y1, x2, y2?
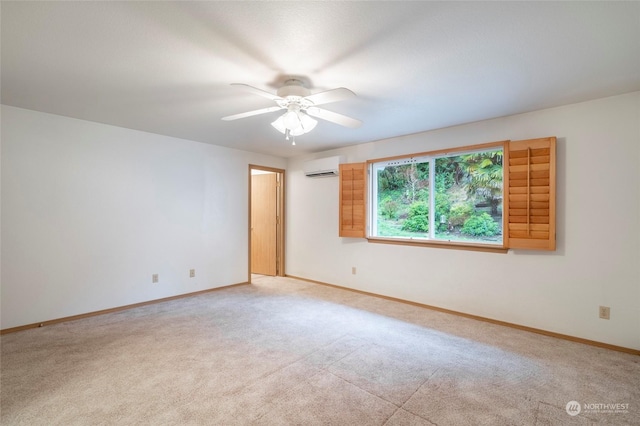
(271, 115, 287, 133)
(283, 110, 302, 130)
(271, 109, 317, 137)
(289, 126, 305, 137)
(300, 112, 317, 132)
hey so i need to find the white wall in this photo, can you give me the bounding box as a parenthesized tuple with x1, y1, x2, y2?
(286, 92, 640, 350)
(1, 105, 286, 329)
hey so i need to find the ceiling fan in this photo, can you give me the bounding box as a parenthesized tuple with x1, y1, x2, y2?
(222, 79, 362, 143)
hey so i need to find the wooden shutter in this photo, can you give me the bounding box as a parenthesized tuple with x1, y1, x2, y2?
(339, 162, 366, 238)
(504, 137, 556, 250)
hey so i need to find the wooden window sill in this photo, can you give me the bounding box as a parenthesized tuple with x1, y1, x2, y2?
(367, 237, 509, 254)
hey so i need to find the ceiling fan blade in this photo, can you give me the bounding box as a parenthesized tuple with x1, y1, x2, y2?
(230, 83, 282, 101)
(306, 107, 362, 128)
(221, 106, 283, 121)
(304, 87, 356, 106)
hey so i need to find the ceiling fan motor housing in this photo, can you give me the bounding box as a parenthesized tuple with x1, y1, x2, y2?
(277, 79, 311, 99)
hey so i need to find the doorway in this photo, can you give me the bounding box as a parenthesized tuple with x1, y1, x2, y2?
(249, 165, 285, 280)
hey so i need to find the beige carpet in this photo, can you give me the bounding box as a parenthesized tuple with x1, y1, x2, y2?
(1, 276, 638, 425)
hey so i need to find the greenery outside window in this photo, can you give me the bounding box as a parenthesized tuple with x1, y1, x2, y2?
(370, 145, 504, 246)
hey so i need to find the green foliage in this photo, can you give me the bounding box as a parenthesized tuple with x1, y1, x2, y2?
(461, 150, 503, 214)
(380, 196, 399, 220)
(433, 172, 453, 231)
(376, 149, 504, 240)
(377, 167, 405, 192)
(435, 192, 451, 231)
(417, 187, 429, 203)
(435, 167, 454, 192)
(416, 162, 430, 180)
(403, 163, 429, 202)
(377, 162, 430, 194)
(436, 156, 465, 186)
(401, 201, 429, 232)
(461, 213, 500, 236)
(449, 202, 474, 226)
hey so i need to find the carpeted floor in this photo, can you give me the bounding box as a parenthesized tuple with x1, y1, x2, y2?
(1, 276, 638, 425)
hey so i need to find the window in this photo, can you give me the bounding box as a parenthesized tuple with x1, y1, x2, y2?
(370, 145, 504, 246)
(338, 137, 556, 252)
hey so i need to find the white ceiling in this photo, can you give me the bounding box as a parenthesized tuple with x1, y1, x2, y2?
(2, 2, 639, 158)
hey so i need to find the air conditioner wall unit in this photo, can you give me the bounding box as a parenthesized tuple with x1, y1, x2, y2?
(303, 156, 343, 178)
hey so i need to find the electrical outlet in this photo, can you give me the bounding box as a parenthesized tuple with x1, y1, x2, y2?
(599, 306, 610, 320)
(189, 269, 195, 278)
(352, 267, 356, 275)
(152, 274, 159, 283)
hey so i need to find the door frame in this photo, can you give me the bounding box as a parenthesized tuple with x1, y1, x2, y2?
(249, 165, 285, 282)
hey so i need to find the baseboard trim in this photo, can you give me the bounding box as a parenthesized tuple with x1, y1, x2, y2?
(0, 282, 250, 335)
(286, 274, 640, 356)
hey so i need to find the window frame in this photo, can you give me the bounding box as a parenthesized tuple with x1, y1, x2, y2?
(338, 137, 556, 253)
(366, 140, 508, 253)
